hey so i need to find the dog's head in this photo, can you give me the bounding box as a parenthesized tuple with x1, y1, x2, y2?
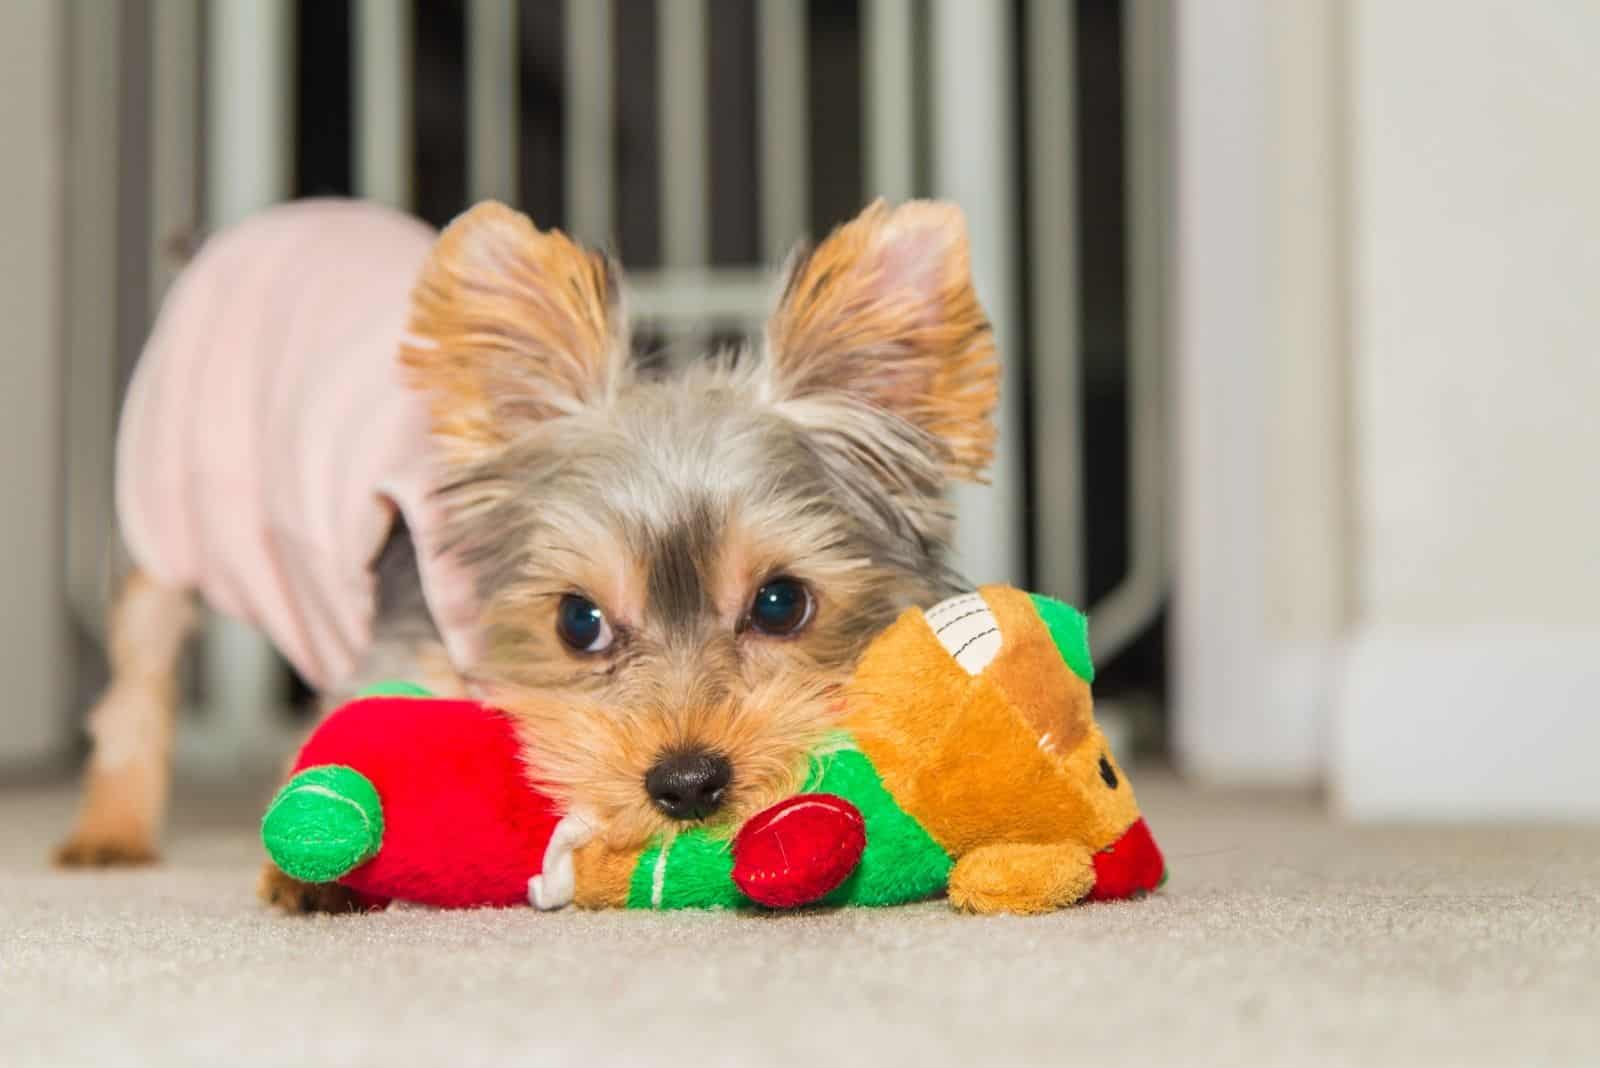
(401, 199, 999, 847)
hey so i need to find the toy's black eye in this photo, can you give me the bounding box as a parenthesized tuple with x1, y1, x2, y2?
(1099, 754, 1119, 790)
(748, 578, 814, 637)
(557, 594, 614, 653)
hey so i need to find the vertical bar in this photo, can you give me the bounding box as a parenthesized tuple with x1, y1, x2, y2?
(1025, 0, 1085, 607)
(1087, 0, 1172, 660)
(204, 0, 293, 737)
(863, 0, 915, 201)
(468, 0, 519, 203)
(0, 0, 68, 763)
(658, 0, 709, 362)
(659, 0, 710, 269)
(61, 0, 124, 651)
(757, 0, 808, 262)
(565, 0, 614, 245)
(929, 0, 1025, 586)
(150, 0, 200, 310)
(355, 0, 414, 208)
(206, 0, 293, 225)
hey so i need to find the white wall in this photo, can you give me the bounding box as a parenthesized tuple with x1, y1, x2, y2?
(1334, 0, 1600, 819)
(0, 0, 68, 766)
(1176, 0, 1600, 818)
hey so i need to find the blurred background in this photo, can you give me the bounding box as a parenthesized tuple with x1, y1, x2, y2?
(2, 0, 1596, 823)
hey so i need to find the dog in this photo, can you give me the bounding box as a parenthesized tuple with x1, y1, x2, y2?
(52, 196, 1001, 914)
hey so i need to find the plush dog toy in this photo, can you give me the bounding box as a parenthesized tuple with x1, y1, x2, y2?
(261, 587, 1166, 914)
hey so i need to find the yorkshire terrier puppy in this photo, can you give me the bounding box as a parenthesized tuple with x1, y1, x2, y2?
(53, 197, 1000, 913)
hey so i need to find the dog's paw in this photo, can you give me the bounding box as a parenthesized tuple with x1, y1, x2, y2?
(53, 832, 160, 869)
(256, 862, 370, 915)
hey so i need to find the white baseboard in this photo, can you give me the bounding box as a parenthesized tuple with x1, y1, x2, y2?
(1332, 623, 1600, 822)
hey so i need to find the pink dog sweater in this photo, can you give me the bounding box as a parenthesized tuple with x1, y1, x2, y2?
(116, 199, 481, 689)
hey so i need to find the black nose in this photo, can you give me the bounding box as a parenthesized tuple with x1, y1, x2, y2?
(645, 751, 732, 821)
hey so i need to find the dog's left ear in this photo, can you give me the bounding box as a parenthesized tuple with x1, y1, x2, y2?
(764, 199, 999, 481)
(402, 201, 627, 465)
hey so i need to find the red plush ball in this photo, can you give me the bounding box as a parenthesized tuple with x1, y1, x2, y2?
(290, 695, 560, 908)
(731, 793, 867, 908)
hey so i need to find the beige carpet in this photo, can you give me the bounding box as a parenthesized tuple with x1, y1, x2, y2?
(3, 772, 1597, 1067)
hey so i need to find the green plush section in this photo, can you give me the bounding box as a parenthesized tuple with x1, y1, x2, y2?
(355, 680, 434, 698)
(261, 765, 384, 883)
(1029, 593, 1096, 684)
(807, 742, 952, 907)
(628, 831, 744, 911)
(627, 735, 951, 910)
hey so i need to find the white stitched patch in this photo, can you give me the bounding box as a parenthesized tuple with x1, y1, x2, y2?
(923, 591, 1001, 675)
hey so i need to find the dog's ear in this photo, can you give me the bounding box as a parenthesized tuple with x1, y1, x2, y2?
(402, 201, 627, 464)
(764, 199, 999, 481)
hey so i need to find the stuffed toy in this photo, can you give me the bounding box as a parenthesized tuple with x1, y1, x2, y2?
(261, 587, 1166, 914)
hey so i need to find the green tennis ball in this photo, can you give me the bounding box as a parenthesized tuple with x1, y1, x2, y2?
(261, 765, 384, 883)
(1028, 593, 1095, 684)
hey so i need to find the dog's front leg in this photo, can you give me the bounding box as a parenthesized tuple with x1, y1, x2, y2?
(55, 571, 194, 867)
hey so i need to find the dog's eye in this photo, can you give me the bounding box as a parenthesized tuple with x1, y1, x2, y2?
(748, 578, 814, 637)
(556, 594, 614, 653)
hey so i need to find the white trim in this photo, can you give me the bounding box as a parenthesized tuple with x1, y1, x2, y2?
(1333, 625, 1600, 822)
(528, 812, 597, 911)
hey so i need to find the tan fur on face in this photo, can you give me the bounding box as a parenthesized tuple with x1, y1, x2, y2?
(504, 667, 842, 851)
(765, 199, 1000, 480)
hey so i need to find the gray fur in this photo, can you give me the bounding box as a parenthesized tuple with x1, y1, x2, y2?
(341, 514, 449, 703)
(645, 497, 717, 631)
(434, 351, 967, 684)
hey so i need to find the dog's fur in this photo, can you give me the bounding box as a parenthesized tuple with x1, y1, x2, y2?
(54, 199, 1000, 912)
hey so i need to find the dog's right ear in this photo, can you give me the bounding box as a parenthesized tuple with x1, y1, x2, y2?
(402, 201, 628, 465)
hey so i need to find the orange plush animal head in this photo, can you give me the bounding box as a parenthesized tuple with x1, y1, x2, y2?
(841, 585, 1165, 913)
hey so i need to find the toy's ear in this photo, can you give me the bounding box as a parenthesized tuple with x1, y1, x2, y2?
(763, 199, 1000, 483)
(402, 201, 629, 465)
(1027, 594, 1095, 684)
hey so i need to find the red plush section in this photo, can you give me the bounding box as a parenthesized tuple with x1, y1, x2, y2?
(731, 794, 866, 908)
(1088, 817, 1166, 901)
(293, 696, 560, 908)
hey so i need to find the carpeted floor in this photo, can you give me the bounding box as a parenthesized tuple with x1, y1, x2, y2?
(3, 771, 1597, 1067)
